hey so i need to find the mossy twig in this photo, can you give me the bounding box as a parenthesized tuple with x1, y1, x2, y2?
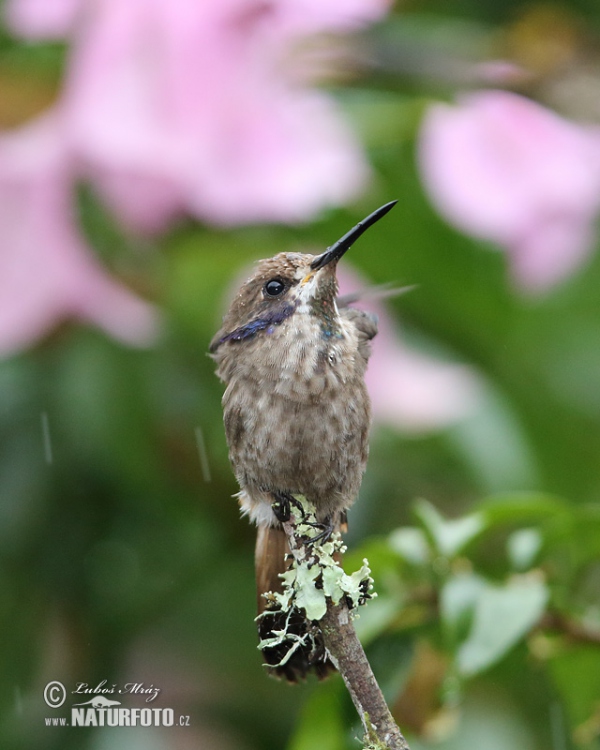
(278, 497, 410, 750)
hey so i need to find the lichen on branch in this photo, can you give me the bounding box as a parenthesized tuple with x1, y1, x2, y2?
(257, 497, 375, 666)
(259, 495, 410, 750)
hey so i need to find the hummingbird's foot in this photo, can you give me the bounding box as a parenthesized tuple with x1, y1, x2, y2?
(270, 493, 330, 543)
(304, 520, 334, 546)
(271, 492, 306, 523)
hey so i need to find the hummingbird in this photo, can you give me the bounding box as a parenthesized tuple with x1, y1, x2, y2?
(210, 201, 397, 680)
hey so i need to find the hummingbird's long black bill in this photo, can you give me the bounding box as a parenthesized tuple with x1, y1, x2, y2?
(310, 200, 398, 271)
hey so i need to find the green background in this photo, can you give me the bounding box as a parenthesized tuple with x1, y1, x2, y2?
(1, 1, 600, 748)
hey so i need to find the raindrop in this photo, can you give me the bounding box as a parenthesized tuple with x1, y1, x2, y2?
(41, 411, 53, 465)
(194, 426, 211, 483)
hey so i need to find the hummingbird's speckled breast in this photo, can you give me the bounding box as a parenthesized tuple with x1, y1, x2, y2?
(221, 306, 372, 524)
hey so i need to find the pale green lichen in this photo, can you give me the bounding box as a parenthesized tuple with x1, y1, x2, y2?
(257, 496, 375, 667)
(256, 607, 312, 666)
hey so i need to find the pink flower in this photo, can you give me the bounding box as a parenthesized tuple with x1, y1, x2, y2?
(4, 0, 83, 38)
(0, 113, 159, 356)
(6, 0, 392, 233)
(0, 0, 394, 354)
(418, 90, 600, 292)
(338, 268, 480, 432)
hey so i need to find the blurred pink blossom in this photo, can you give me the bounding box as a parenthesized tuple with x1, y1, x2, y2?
(0, 0, 392, 354)
(4, 0, 83, 38)
(6, 0, 391, 233)
(338, 268, 480, 432)
(418, 90, 600, 292)
(0, 113, 159, 356)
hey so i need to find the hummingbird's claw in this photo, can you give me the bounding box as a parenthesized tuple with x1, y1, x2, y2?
(271, 493, 332, 545)
(302, 520, 334, 546)
(272, 491, 307, 523)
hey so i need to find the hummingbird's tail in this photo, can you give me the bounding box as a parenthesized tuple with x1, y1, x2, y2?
(255, 525, 335, 682)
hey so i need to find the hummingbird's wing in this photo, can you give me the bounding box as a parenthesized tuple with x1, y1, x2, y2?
(338, 284, 415, 365)
(337, 283, 416, 309)
(339, 307, 378, 365)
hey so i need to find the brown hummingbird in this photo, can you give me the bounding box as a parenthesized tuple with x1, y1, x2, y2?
(210, 201, 397, 680)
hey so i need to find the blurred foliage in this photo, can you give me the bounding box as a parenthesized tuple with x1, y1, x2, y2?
(1, 1, 600, 750)
(291, 493, 600, 749)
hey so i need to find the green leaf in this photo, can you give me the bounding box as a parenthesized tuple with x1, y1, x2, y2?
(441, 572, 487, 642)
(457, 575, 549, 676)
(414, 499, 485, 558)
(388, 527, 430, 565)
(507, 528, 542, 570)
(544, 504, 600, 574)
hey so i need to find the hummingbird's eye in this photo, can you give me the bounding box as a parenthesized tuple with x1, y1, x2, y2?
(264, 278, 287, 297)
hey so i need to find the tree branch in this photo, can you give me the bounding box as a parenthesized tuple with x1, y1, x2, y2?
(540, 611, 600, 646)
(320, 601, 410, 750)
(280, 505, 410, 750)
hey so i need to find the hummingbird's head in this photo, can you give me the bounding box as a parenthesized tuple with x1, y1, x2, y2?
(209, 201, 397, 354)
